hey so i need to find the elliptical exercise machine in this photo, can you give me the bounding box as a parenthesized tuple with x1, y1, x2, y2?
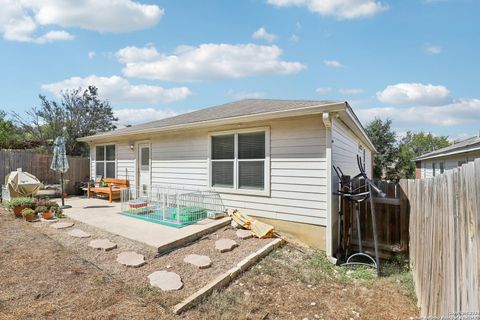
(333, 155, 385, 274)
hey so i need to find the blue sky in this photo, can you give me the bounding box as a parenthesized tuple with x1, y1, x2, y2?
(1, 0, 479, 139)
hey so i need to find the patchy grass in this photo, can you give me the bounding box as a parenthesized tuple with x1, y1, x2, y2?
(189, 245, 418, 319)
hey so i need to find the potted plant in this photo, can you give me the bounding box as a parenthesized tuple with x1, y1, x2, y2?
(21, 208, 36, 222)
(52, 207, 64, 218)
(6, 197, 35, 218)
(35, 205, 52, 219)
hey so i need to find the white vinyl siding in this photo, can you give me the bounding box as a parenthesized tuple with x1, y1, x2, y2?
(331, 118, 373, 179)
(89, 114, 373, 227)
(149, 115, 328, 226)
(117, 142, 136, 186)
(420, 150, 480, 178)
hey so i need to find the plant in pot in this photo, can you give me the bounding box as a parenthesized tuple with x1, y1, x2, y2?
(21, 208, 36, 222)
(52, 207, 65, 219)
(41, 200, 58, 220)
(35, 205, 51, 220)
(7, 197, 35, 218)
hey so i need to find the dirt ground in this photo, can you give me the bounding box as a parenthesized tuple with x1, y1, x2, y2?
(0, 207, 418, 320)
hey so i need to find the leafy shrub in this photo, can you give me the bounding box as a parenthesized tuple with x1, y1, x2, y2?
(21, 208, 35, 217)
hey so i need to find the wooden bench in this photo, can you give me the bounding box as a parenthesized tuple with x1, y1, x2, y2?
(87, 178, 129, 203)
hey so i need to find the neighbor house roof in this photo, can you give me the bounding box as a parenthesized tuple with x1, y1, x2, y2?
(78, 98, 375, 150)
(415, 135, 480, 161)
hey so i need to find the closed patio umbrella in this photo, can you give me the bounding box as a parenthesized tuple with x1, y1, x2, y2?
(50, 136, 71, 209)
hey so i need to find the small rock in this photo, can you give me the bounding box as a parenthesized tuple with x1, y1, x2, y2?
(236, 229, 254, 240)
(311, 302, 316, 306)
(68, 229, 91, 238)
(166, 264, 172, 269)
(183, 254, 212, 269)
(117, 251, 145, 267)
(307, 284, 312, 288)
(215, 239, 238, 252)
(89, 239, 117, 251)
(148, 271, 183, 291)
(51, 221, 74, 229)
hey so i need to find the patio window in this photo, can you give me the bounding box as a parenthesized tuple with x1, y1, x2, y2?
(96, 144, 116, 178)
(210, 128, 269, 195)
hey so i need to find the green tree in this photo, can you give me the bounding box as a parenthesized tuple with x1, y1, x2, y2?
(364, 118, 398, 180)
(397, 131, 450, 178)
(15, 86, 117, 156)
(0, 111, 21, 149)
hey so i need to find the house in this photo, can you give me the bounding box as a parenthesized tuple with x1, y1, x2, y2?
(415, 135, 480, 179)
(78, 99, 375, 256)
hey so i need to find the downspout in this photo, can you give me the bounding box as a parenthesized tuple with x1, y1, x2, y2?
(322, 112, 335, 261)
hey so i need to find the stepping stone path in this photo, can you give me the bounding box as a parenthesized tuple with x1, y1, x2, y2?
(117, 251, 146, 267)
(184, 254, 212, 269)
(51, 222, 74, 229)
(89, 239, 117, 251)
(148, 271, 183, 291)
(215, 239, 238, 253)
(236, 229, 254, 240)
(68, 229, 91, 238)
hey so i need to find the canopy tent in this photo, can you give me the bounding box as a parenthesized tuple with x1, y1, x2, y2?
(5, 169, 41, 197)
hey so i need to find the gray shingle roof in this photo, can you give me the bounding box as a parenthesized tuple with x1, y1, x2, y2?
(415, 135, 480, 161)
(81, 99, 341, 140)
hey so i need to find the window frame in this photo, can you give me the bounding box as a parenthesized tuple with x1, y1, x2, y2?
(94, 144, 117, 179)
(208, 127, 270, 196)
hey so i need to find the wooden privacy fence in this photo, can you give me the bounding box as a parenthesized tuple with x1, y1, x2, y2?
(400, 159, 480, 317)
(0, 150, 90, 194)
(344, 180, 409, 258)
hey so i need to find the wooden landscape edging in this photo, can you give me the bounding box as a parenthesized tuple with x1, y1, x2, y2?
(400, 158, 480, 317)
(172, 238, 284, 315)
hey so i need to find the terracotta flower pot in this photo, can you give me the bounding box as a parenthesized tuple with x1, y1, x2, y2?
(41, 210, 54, 220)
(13, 205, 27, 218)
(24, 214, 34, 222)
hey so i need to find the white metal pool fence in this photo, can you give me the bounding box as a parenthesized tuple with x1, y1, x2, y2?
(120, 185, 225, 227)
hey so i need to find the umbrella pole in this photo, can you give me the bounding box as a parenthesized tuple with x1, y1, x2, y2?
(61, 172, 65, 207)
(59, 172, 71, 209)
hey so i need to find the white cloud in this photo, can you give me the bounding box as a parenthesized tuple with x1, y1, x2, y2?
(42, 75, 191, 104)
(424, 44, 442, 54)
(115, 108, 179, 126)
(88, 51, 96, 60)
(34, 30, 74, 43)
(377, 83, 450, 106)
(316, 87, 333, 95)
(339, 88, 364, 94)
(118, 44, 306, 82)
(289, 34, 300, 42)
(324, 60, 344, 68)
(356, 98, 480, 127)
(252, 27, 278, 42)
(0, 0, 163, 43)
(226, 90, 266, 100)
(267, 0, 387, 19)
(116, 45, 160, 63)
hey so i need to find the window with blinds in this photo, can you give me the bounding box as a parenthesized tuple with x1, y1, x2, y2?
(95, 144, 116, 178)
(210, 130, 267, 192)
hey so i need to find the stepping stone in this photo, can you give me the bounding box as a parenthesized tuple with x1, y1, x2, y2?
(117, 251, 145, 267)
(89, 239, 117, 251)
(148, 271, 183, 291)
(68, 228, 91, 238)
(215, 239, 238, 253)
(51, 221, 74, 229)
(184, 254, 212, 269)
(236, 229, 254, 240)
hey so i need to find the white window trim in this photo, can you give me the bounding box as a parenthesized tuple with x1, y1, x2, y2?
(208, 126, 271, 197)
(94, 143, 117, 179)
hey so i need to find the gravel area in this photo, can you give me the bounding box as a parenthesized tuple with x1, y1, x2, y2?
(30, 214, 274, 304)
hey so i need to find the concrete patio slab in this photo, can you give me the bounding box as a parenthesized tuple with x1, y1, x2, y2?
(61, 197, 231, 252)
